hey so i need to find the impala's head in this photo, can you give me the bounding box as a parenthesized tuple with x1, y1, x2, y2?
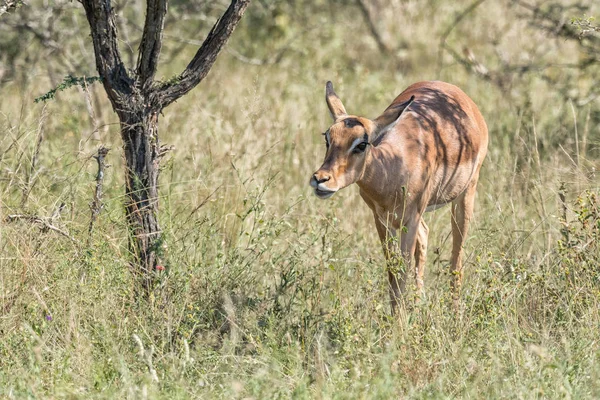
(310, 81, 414, 199)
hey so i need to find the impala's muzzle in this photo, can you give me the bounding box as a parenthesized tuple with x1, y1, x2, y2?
(310, 171, 337, 199)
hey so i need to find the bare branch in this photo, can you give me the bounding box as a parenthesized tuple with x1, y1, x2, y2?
(5, 213, 76, 243)
(0, 0, 23, 16)
(155, 0, 251, 108)
(81, 0, 132, 109)
(136, 0, 168, 89)
(512, 0, 600, 50)
(88, 146, 110, 237)
(437, 0, 488, 75)
(356, 0, 390, 54)
(442, 44, 510, 90)
(571, 16, 600, 38)
(438, 0, 600, 102)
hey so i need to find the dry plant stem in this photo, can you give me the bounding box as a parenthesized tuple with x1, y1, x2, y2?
(568, 100, 584, 194)
(531, 118, 551, 254)
(558, 182, 568, 244)
(21, 106, 46, 207)
(581, 107, 589, 162)
(88, 146, 110, 238)
(5, 213, 76, 243)
(132, 334, 159, 383)
(569, 100, 580, 169)
(81, 81, 100, 142)
(80, 0, 250, 289)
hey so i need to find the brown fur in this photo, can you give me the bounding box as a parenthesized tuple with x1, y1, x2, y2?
(310, 81, 488, 313)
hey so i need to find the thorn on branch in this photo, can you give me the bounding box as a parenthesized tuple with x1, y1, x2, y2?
(158, 144, 174, 158)
(34, 75, 102, 103)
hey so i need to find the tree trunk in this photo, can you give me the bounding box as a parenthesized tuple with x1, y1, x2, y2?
(119, 106, 162, 290)
(81, 0, 251, 292)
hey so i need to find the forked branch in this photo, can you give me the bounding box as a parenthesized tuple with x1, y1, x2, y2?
(156, 0, 251, 108)
(80, 0, 132, 109)
(77, 0, 251, 287)
(136, 0, 168, 89)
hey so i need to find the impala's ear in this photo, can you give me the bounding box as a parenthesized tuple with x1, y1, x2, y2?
(373, 95, 415, 140)
(325, 81, 347, 121)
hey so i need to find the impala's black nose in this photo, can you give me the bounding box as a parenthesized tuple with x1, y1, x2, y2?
(313, 174, 330, 184)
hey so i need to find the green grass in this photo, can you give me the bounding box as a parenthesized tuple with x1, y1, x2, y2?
(1, 0, 600, 398)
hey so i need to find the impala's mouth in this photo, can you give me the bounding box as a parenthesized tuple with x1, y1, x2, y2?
(314, 188, 336, 199)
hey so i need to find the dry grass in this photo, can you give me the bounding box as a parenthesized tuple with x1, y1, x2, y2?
(1, 0, 599, 398)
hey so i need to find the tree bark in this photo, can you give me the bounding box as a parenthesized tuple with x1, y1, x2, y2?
(119, 107, 162, 290)
(136, 0, 168, 90)
(80, 0, 251, 292)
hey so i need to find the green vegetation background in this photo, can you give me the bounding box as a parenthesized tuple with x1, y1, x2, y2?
(0, 0, 599, 398)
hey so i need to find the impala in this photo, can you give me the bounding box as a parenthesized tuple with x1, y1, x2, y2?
(310, 81, 488, 312)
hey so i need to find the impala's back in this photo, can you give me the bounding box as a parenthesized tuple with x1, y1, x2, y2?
(370, 81, 488, 211)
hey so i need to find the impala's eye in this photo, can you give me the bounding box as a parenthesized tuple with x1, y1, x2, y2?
(353, 142, 368, 153)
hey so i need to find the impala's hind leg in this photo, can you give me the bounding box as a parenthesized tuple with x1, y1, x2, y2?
(450, 180, 478, 305)
(414, 218, 429, 301)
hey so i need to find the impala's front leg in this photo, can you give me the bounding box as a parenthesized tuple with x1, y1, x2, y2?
(373, 214, 403, 313)
(398, 214, 420, 300)
(414, 218, 429, 301)
(373, 212, 420, 314)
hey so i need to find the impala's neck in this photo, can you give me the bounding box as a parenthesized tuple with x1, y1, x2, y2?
(356, 146, 387, 201)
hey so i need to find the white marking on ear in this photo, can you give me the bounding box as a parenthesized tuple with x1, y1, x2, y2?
(376, 122, 396, 138)
(373, 95, 415, 141)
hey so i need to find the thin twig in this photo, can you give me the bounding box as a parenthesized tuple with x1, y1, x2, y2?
(88, 146, 110, 237)
(5, 213, 76, 243)
(81, 79, 100, 141)
(21, 105, 47, 206)
(569, 100, 580, 168)
(437, 0, 488, 75)
(356, 0, 390, 54)
(0, 0, 23, 16)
